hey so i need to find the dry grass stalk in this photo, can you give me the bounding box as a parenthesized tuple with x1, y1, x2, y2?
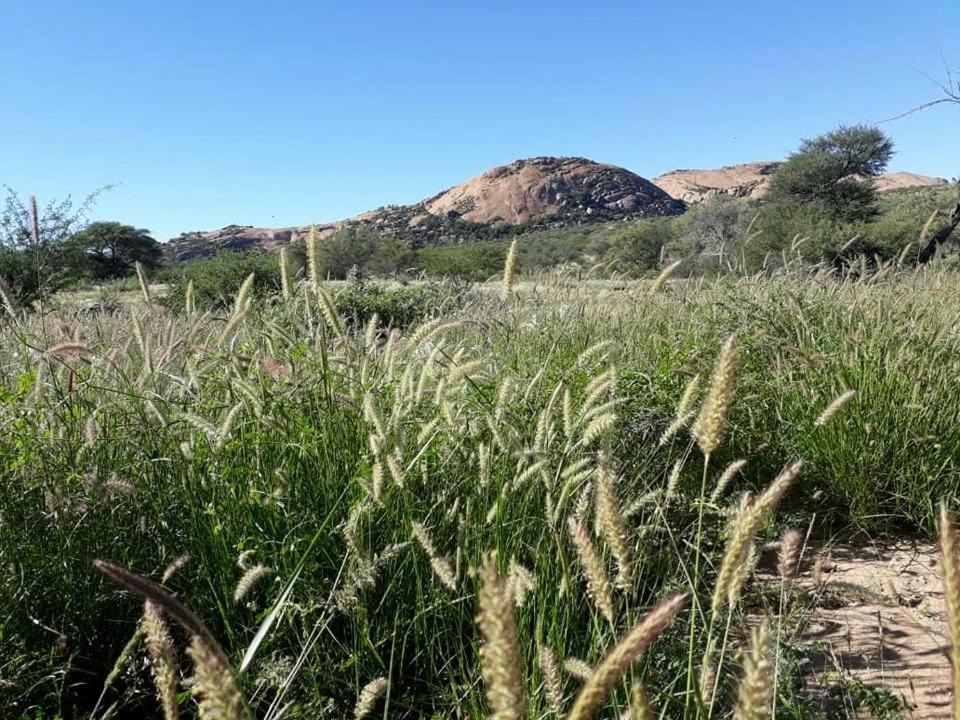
(539, 645, 564, 716)
(567, 516, 616, 624)
(502, 239, 518, 300)
(94, 560, 250, 720)
(814, 389, 856, 427)
(732, 621, 773, 720)
(142, 601, 179, 720)
(692, 335, 738, 457)
(354, 676, 390, 719)
(566, 593, 687, 720)
(595, 464, 633, 590)
(648, 260, 682, 295)
(476, 552, 526, 720)
(777, 528, 803, 580)
(939, 503, 960, 719)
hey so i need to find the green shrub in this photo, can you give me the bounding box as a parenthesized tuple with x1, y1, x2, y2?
(162, 251, 282, 310)
(333, 280, 459, 328)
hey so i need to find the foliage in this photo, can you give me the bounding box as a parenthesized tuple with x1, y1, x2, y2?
(0, 187, 108, 303)
(2, 268, 960, 718)
(66, 222, 162, 281)
(767, 125, 894, 222)
(668, 196, 755, 272)
(603, 219, 677, 274)
(161, 251, 281, 309)
(333, 279, 460, 328)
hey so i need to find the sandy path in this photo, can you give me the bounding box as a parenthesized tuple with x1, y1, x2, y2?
(799, 540, 951, 718)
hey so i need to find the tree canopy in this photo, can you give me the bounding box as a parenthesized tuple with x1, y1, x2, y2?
(68, 222, 161, 280)
(767, 124, 895, 222)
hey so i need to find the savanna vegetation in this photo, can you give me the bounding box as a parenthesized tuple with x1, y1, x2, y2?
(4, 239, 960, 718)
(3, 115, 960, 719)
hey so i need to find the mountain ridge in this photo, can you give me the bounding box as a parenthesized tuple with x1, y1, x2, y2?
(164, 157, 948, 262)
(651, 161, 947, 204)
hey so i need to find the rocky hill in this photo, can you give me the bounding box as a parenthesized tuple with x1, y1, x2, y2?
(652, 162, 947, 204)
(165, 157, 684, 261)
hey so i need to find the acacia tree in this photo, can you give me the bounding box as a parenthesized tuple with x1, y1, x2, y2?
(68, 222, 161, 280)
(767, 124, 895, 222)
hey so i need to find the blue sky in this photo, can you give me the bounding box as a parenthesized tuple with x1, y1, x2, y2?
(2, 0, 958, 241)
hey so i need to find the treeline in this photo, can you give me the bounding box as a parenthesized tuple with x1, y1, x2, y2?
(0, 189, 162, 305)
(3, 124, 958, 309)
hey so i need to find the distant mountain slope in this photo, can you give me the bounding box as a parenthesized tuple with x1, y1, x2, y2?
(652, 162, 948, 204)
(164, 157, 684, 261)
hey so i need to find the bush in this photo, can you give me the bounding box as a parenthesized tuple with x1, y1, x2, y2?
(162, 251, 281, 310)
(334, 280, 460, 328)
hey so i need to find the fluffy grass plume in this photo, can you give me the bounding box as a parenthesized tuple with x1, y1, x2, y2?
(692, 335, 738, 457)
(317, 286, 345, 337)
(814, 389, 856, 427)
(567, 516, 616, 624)
(279, 246, 292, 299)
(648, 260, 682, 295)
(939, 503, 960, 719)
(306, 225, 320, 294)
(502, 239, 518, 300)
(142, 602, 179, 720)
(94, 560, 250, 720)
(476, 552, 526, 720)
(594, 464, 633, 590)
(566, 593, 687, 720)
(135, 261, 151, 304)
(659, 373, 700, 445)
(539, 646, 564, 717)
(709, 459, 747, 504)
(732, 621, 773, 720)
(563, 657, 595, 682)
(411, 521, 457, 591)
(712, 461, 802, 613)
(777, 528, 803, 580)
(233, 564, 273, 603)
(506, 558, 536, 609)
(626, 681, 655, 720)
(184, 279, 195, 315)
(354, 677, 390, 719)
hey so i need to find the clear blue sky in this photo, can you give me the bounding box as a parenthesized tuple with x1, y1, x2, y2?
(2, 0, 958, 242)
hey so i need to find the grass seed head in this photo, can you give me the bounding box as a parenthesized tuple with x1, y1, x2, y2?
(354, 677, 390, 719)
(476, 552, 526, 720)
(566, 593, 687, 720)
(567, 516, 616, 624)
(142, 601, 179, 720)
(693, 334, 738, 457)
(732, 621, 774, 720)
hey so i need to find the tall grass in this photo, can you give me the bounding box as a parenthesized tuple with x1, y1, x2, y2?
(1, 266, 959, 716)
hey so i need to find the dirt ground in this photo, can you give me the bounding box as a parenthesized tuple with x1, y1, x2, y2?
(799, 539, 951, 718)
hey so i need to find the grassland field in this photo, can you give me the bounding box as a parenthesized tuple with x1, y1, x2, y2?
(3, 264, 960, 719)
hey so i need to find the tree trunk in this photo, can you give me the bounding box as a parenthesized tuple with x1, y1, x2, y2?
(917, 180, 960, 264)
